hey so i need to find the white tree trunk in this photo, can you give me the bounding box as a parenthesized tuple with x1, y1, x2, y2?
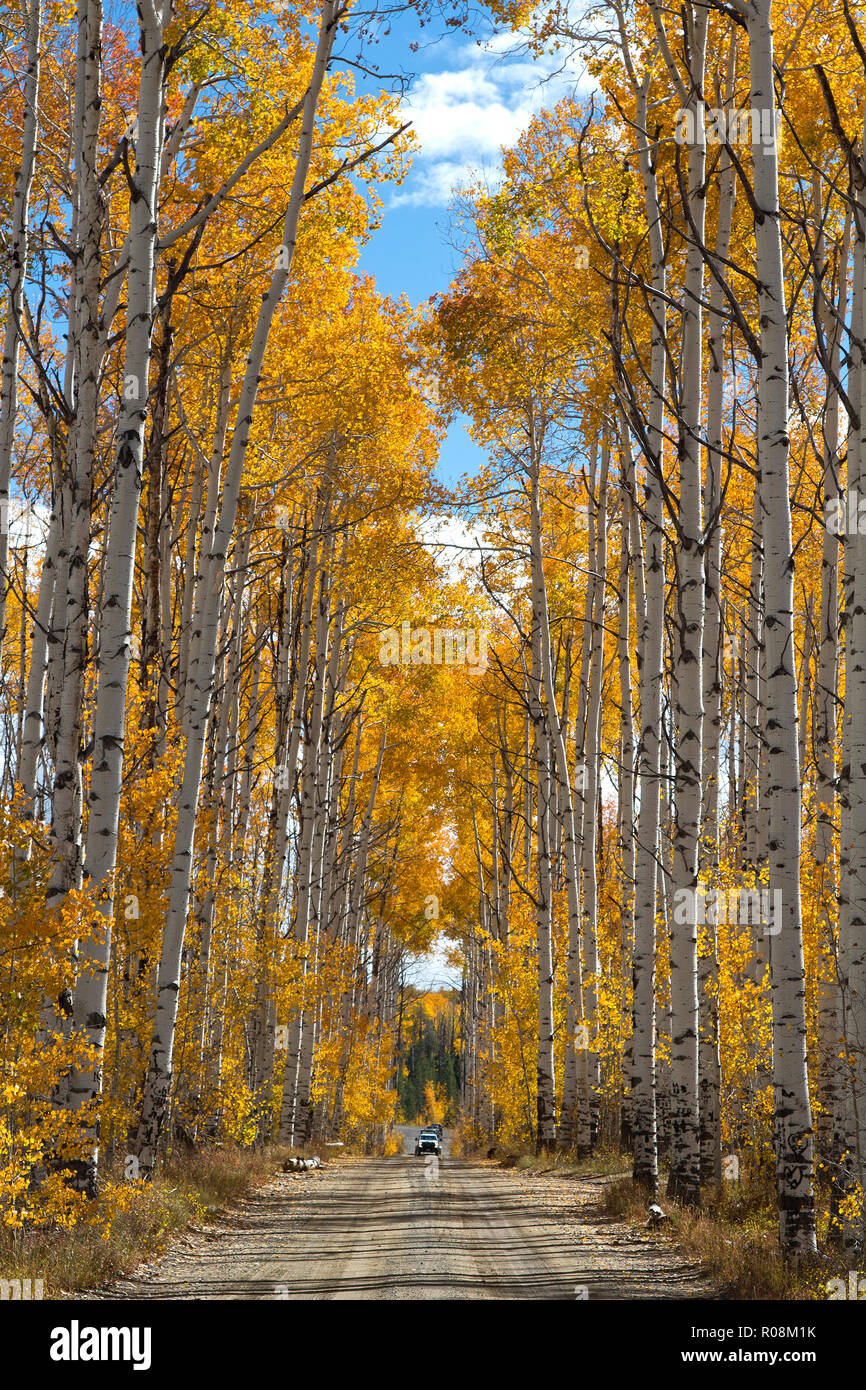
(624, 60, 667, 1194)
(63, 0, 169, 1193)
(664, 3, 707, 1207)
(0, 0, 40, 657)
(528, 465, 556, 1149)
(745, 0, 817, 1255)
(136, 3, 340, 1171)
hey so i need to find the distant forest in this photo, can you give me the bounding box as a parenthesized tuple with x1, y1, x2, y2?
(397, 992, 461, 1125)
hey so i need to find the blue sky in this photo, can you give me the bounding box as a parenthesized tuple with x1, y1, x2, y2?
(338, 12, 593, 985)
(103, 2, 592, 487)
(340, 7, 592, 485)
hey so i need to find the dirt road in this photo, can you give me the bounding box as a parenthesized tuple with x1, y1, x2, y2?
(94, 1130, 717, 1300)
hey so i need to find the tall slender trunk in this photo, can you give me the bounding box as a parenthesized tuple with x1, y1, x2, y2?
(277, 532, 335, 1144)
(664, 4, 707, 1207)
(617, 472, 636, 1147)
(835, 71, 866, 1256)
(528, 445, 556, 1150)
(746, 0, 816, 1255)
(47, 0, 105, 914)
(697, 75, 735, 1187)
(581, 435, 609, 1153)
(65, 0, 170, 1193)
(531, 430, 586, 1152)
(813, 189, 847, 1198)
(626, 64, 667, 1195)
(0, 0, 40, 658)
(135, 3, 341, 1172)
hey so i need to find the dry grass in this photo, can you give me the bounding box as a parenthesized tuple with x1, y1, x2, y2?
(0, 1126, 404, 1298)
(492, 1142, 631, 1179)
(0, 1143, 292, 1298)
(484, 1146, 854, 1298)
(602, 1170, 850, 1300)
(603, 1174, 652, 1219)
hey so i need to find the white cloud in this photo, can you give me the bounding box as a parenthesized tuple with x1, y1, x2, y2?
(391, 32, 595, 209)
(391, 159, 497, 209)
(418, 512, 484, 564)
(407, 941, 462, 991)
(417, 510, 497, 587)
(402, 71, 532, 158)
(3, 497, 49, 550)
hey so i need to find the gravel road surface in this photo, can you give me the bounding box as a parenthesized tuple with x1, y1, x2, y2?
(93, 1129, 717, 1300)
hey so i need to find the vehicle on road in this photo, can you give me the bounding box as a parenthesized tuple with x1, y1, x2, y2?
(415, 1130, 441, 1156)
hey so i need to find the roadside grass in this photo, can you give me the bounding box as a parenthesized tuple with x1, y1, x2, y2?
(603, 1171, 848, 1300)
(518, 1144, 629, 1179)
(489, 1141, 630, 1179)
(477, 1139, 851, 1299)
(1, 1142, 296, 1298)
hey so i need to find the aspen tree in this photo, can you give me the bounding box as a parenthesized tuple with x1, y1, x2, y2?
(613, 15, 667, 1193)
(721, 0, 817, 1255)
(697, 50, 736, 1189)
(528, 443, 557, 1149)
(0, 0, 40, 658)
(63, 0, 176, 1191)
(136, 3, 344, 1171)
